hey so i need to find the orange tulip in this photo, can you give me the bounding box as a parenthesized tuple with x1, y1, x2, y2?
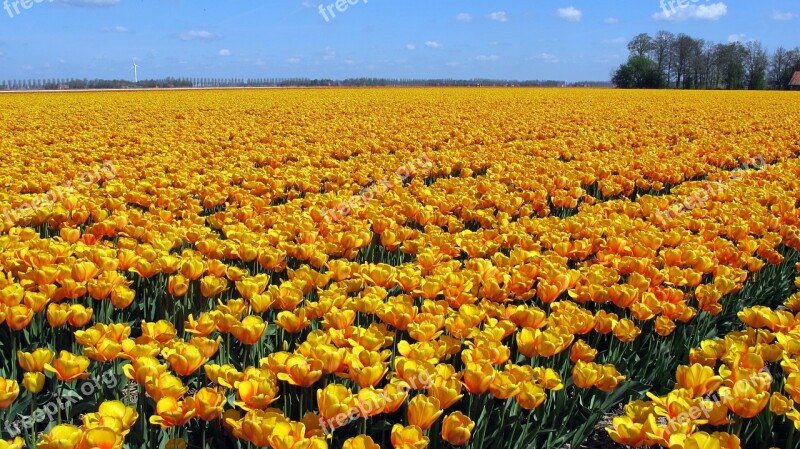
(168, 274, 190, 297)
(441, 412, 475, 446)
(67, 304, 93, 327)
(36, 425, 83, 449)
(162, 343, 209, 376)
(5, 304, 34, 331)
(236, 376, 279, 411)
(676, 364, 723, 397)
(194, 387, 227, 421)
(231, 315, 267, 345)
(18, 348, 55, 372)
(391, 424, 430, 449)
(277, 355, 324, 387)
(46, 303, 72, 328)
(145, 372, 189, 402)
(22, 372, 46, 394)
(317, 384, 358, 430)
(407, 395, 442, 430)
(0, 377, 20, 409)
(44, 350, 91, 382)
(185, 313, 218, 337)
(343, 435, 381, 449)
(149, 397, 197, 428)
(463, 362, 495, 394)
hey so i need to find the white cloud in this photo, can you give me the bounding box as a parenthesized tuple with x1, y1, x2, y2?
(218, 49, 231, 57)
(180, 30, 222, 41)
(406, 44, 416, 50)
(100, 25, 130, 33)
(771, 10, 797, 21)
(475, 55, 499, 62)
(488, 11, 508, 22)
(425, 41, 443, 49)
(322, 49, 336, 60)
(55, 0, 119, 6)
(456, 13, 473, 22)
(603, 37, 626, 45)
(531, 53, 559, 64)
(286, 57, 302, 64)
(604, 17, 619, 24)
(557, 6, 582, 22)
(726, 34, 755, 43)
(653, 2, 727, 21)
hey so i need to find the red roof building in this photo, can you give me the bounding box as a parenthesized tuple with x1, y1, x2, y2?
(791, 71, 800, 89)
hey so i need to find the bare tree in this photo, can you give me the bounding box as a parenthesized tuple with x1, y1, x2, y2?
(744, 41, 769, 90)
(628, 33, 653, 57)
(650, 31, 674, 87)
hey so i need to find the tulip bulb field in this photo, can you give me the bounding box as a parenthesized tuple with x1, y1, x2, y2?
(2, 88, 800, 449)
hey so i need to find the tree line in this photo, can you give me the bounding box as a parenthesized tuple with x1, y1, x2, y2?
(0, 77, 568, 91)
(612, 31, 800, 89)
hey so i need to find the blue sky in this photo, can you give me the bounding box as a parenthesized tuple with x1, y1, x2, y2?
(0, 0, 797, 82)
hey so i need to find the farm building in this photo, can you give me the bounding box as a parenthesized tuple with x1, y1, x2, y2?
(791, 71, 800, 90)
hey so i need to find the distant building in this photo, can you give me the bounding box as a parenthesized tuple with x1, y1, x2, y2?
(791, 71, 800, 90)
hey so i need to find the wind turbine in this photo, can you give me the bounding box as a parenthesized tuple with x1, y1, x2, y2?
(131, 60, 141, 83)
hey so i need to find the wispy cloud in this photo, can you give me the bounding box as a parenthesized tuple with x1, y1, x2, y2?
(771, 10, 797, 21)
(727, 33, 746, 43)
(475, 55, 499, 62)
(604, 17, 619, 24)
(557, 6, 582, 22)
(180, 30, 223, 41)
(488, 11, 508, 22)
(455, 13, 473, 23)
(425, 41, 443, 49)
(603, 37, 626, 45)
(55, 0, 120, 6)
(405, 44, 416, 51)
(100, 26, 130, 33)
(218, 49, 231, 57)
(530, 53, 559, 64)
(653, 2, 727, 21)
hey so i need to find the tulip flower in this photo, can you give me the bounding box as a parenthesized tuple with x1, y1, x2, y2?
(36, 425, 83, 449)
(162, 342, 209, 376)
(44, 350, 91, 382)
(407, 395, 442, 430)
(343, 435, 381, 449)
(0, 377, 20, 409)
(391, 424, 429, 449)
(441, 412, 475, 446)
(194, 387, 227, 421)
(22, 372, 45, 394)
(231, 315, 267, 345)
(150, 397, 197, 428)
(0, 437, 24, 449)
(18, 348, 55, 372)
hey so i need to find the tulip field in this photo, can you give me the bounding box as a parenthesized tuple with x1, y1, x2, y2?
(2, 88, 800, 449)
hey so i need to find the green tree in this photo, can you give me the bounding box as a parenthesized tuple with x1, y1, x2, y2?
(612, 55, 662, 88)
